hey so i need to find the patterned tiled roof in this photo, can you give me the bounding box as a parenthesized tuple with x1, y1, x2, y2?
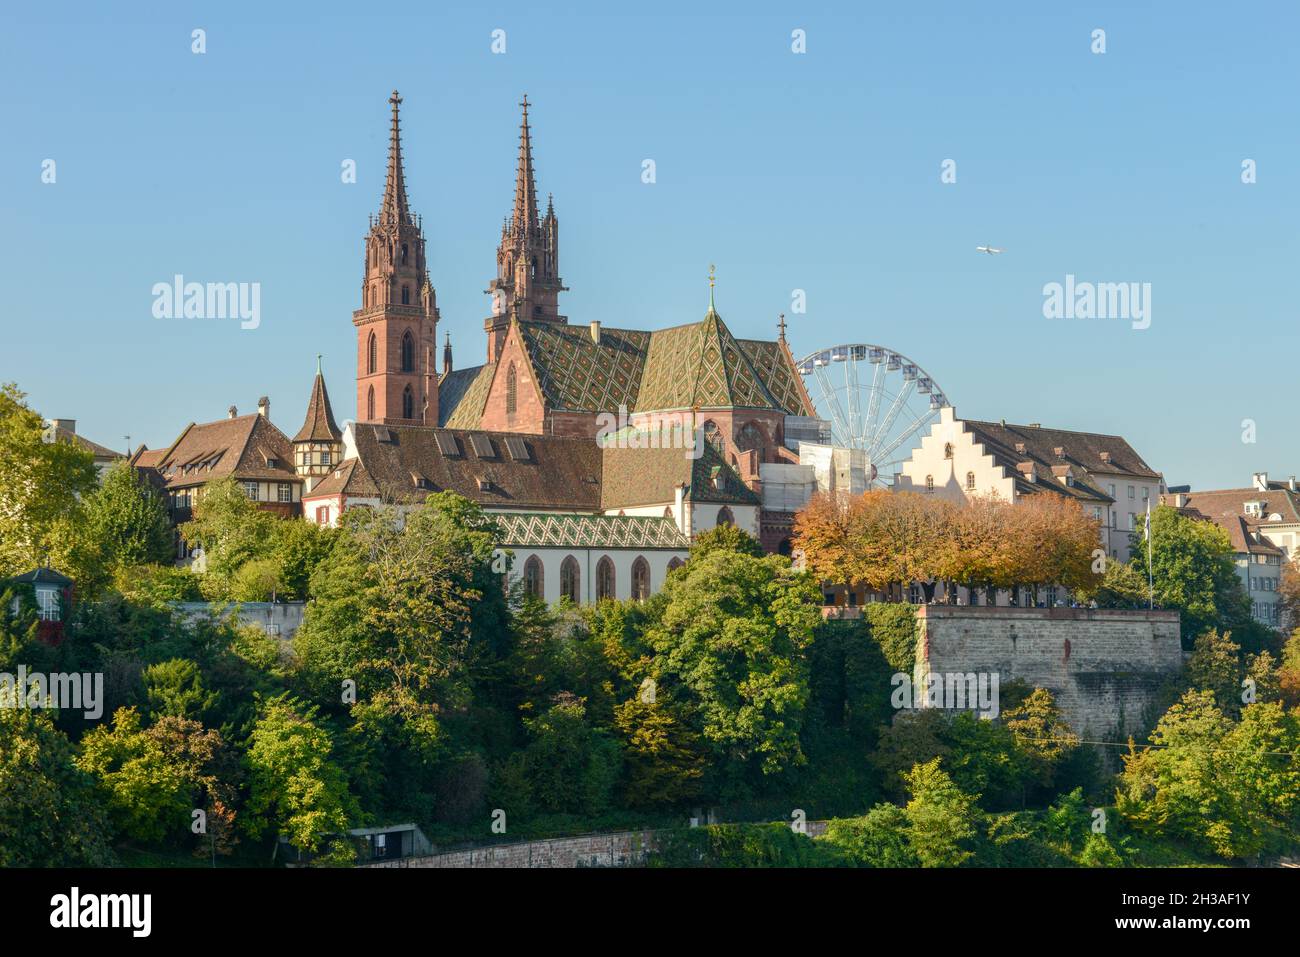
(636, 312, 776, 412)
(517, 321, 649, 412)
(737, 339, 816, 416)
(439, 363, 497, 428)
(495, 512, 689, 549)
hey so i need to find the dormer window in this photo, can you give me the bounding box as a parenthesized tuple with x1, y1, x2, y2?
(1245, 501, 1263, 518)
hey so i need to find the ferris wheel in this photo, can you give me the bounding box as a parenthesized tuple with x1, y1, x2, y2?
(795, 344, 950, 487)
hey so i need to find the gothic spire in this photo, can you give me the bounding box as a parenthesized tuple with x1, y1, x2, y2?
(380, 90, 411, 225)
(294, 359, 342, 443)
(512, 94, 540, 241)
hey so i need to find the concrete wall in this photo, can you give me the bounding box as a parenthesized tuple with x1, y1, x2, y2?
(172, 601, 306, 641)
(915, 605, 1182, 740)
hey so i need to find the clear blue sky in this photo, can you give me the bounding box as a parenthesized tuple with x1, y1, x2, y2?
(2, 1, 1295, 490)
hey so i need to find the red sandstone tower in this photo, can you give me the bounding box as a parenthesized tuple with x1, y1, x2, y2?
(484, 95, 566, 363)
(353, 91, 439, 425)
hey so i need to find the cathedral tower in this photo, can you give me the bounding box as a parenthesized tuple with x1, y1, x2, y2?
(485, 95, 566, 362)
(353, 91, 439, 425)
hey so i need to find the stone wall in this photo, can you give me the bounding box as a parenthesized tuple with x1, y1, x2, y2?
(915, 606, 1182, 740)
(364, 821, 829, 869)
(171, 601, 306, 642)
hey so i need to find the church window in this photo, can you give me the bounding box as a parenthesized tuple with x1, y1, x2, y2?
(737, 422, 764, 453)
(944, 442, 954, 459)
(401, 286, 410, 305)
(596, 557, 616, 601)
(716, 507, 734, 527)
(367, 334, 377, 375)
(702, 420, 723, 452)
(631, 557, 650, 601)
(401, 243, 408, 265)
(401, 332, 415, 372)
(506, 363, 517, 415)
(560, 556, 580, 603)
(367, 386, 375, 421)
(668, 557, 684, 572)
(402, 386, 414, 420)
(523, 556, 544, 599)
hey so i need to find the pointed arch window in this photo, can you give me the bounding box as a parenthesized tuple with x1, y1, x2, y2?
(596, 556, 616, 601)
(367, 333, 378, 375)
(506, 363, 518, 415)
(702, 420, 723, 452)
(523, 555, 544, 599)
(366, 386, 375, 421)
(401, 331, 415, 373)
(402, 386, 414, 420)
(716, 507, 735, 527)
(736, 421, 765, 453)
(560, 556, 581, 603)
(631, 557, 650, 601)
(401, 243, 409, 265)
(668, 557, 685, 573)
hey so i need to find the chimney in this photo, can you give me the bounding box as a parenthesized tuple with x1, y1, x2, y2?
(1290, 476, 1297, 492)
(1252, 471, 1268, 492)
(1014, 442, 1026, 454)
(50, 418, 76, 435)
(1174, 492, 1188, 508)
(257, 396, 270, 419)
(1053, 446, 1066, 459)
(589, 320, 601, 345)
(228, 405, 238, 419)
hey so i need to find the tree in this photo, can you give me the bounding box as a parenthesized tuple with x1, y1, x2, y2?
(689, 523, 765, 560)
(180, 478, 278, 599)
(1003, 687, 1079, 796)
(77, 707, 231, 847)
(642, 549, 821, 795)
(903, 758, 982, 867)
(820, 803, 920, 867)
(1186, 629, 1243, 714)
(1129, 505, 1251, 642)
(0, 383, 97, 577)
(612, 698, 706, 808)
(0, 707, 115, 866)
(1089, 558, 1150, 609)
(142, 658, 220, 722)
(75, 460, 174, 592)
(243, 694, 357, 857)
(522, 692, 622, 815)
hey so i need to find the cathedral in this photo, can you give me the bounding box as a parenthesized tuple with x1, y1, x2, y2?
(140, 91, 824, 603)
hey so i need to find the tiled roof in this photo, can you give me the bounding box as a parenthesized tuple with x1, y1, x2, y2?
(305, 458, 378, 499)
(600, 440, 760, 508)
(737, 338, 816, 416)
(293, 373, 342, 443)
(348, 423, 603, 510)
(438, 363, 496, 428)
(1165, 496, 1287, 556)
(636, 312, 776, 412)
(1172, 487, 1300, 533)
(146, 415, 299, 489)
(495, 512, 689, 549)
(966, 419, 1160, 480)
(517, 321, 649, 412)
(54, 427, 123, 461)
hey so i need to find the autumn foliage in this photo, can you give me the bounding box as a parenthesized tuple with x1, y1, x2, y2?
(793, 490, 1101, 600)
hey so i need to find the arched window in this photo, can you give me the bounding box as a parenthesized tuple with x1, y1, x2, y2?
(631, 557, 650, 601)
(702, 420, 723, 452)
(944, 442, 954, 460)
(560, 556, 581, 603)
(667, 557, 685, 573)
(925, 475, 934, 492)
(402, 386, 414, 420)
(523, 556, 543, 599)
(401, 332, 415, 372)
(966, 471, 976, 490)
(401, 243, 408, 265)
(596, 557, 615, 601)
(366, 386, 375, 421)
(367, 333, 377, 375)
(401, 285, 410, 305)
(736, 422, 765, 453)
(506, 363, 517, 415)
(716, 506, 734, 527)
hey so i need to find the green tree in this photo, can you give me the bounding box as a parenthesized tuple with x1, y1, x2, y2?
(0, 383, 97, 577)
(1129, 505, 1251, 642)
(0, 707, 115, 866)
(612, 698, 706, 808)
(903, 758, 983, 867)
(688, 523, 765, 560)
(1003, 687, 1079, 792)
(142, 658, 220, 722)
(1186, 629, 1243, 713)
(821, 803, 920, 867)
(522, 692, 622, 815)
(642, 549, 821, 795)
(74, 460, 174, 592)
(244, 694, 357, 856)
(1089, 558, 1150, 609)
(180, 478, 278, 599)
